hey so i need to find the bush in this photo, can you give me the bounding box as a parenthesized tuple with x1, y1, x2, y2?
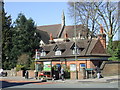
(16, 64, 24, 71)
(108, 41, 120, 61)
(30, 62, 35, 70)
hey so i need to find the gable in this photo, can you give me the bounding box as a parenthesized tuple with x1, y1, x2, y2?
(53, 44, 66, 51)
(53, 45, 59, 51)
(91, 40, 106, 54)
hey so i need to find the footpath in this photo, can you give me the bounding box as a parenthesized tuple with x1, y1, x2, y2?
(0, 75, 119, 83)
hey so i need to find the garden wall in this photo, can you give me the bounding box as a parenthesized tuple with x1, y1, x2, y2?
(102, 61, 120, 76)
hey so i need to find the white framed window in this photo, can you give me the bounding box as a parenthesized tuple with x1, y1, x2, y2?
(55, 50, 61, 56)
(70, 64, 76, 71)
(72, 47, 79, 55)
(41, 50, 46, 56)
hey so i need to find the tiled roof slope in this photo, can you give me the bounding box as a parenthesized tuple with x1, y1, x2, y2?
(39, 39, 108, 59)
(37, 24, 61, 38)
(61, 25, 89, 38)
(36, 30, 50, 44)
(37, 24, 89, 39)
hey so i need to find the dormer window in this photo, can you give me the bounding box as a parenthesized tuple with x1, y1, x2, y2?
(53, 44, 65, 56)
(72, 46, 79, 55)
(70, 43, 83, 55)
(41, 50, 46, 56)
(55, 48, 61, 56)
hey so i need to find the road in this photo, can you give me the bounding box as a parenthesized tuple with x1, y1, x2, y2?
(1, 79, 119, 89)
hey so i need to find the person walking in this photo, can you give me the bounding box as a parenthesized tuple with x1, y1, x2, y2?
(25, 70, 29, 79)
(60, 67, 65, 81)
(52, 66, 56, 80)
(95, 66, 101, 79)
(34, 70, 38, 80)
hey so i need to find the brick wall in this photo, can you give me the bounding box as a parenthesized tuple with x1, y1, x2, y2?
(28, 70, 35, 78)
(102, 61, 120, 76)
(78, 71, 85, 79)
(52, 60, 95, 70)
(4, 70, 15, 76)
(16, 70, 35, 78)
(70, 72, 76, 79)
(52, 60, 95, 80)
(16, 70, 23, 77)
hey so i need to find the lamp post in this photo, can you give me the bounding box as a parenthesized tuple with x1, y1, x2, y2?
(74, 1, 78, 79)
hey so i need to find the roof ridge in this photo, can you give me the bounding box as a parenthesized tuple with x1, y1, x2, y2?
(37, 24, 61, 27)
(65, 24, 83, 27)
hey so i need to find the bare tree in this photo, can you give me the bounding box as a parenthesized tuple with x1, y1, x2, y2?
(68, 1, 119, 38)
(94, 1, 119, 39)
(68, 1, 100, 38)
(94, 1, 119, 54)
(68, 1, 119, 54)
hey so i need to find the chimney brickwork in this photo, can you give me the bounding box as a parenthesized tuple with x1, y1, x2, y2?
(98, 24, 106, 49)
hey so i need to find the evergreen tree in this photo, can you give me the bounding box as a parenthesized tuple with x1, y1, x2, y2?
(12, 13, 41, 69)
(2, 9, 13, 69)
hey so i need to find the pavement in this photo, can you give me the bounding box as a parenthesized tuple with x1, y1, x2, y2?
(55, 75, 120, 83)
(0, 75, 119, 83)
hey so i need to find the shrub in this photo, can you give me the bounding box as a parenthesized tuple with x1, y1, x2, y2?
(30, 62, 35, 70)
(16, 64, 24, 71)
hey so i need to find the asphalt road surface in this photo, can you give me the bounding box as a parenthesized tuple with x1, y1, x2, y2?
(1, 80, 119, 89)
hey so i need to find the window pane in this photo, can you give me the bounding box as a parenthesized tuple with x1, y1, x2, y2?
(79, 63, 86, 71)
(55, 50, 61, 55)
(70, 64, 76, 71)
(41, 51, 46, 56)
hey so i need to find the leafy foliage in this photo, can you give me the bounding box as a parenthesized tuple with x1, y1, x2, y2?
(108, 41, 120, 61)
(30, 61, 35, 70)
(16, 64, 25, 71)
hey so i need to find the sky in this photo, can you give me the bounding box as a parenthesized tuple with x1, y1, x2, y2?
(4, 2, 74, 26)
(4, 1, 119, 41)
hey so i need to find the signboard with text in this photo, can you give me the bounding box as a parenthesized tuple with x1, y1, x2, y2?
(43, 62, 51, 71)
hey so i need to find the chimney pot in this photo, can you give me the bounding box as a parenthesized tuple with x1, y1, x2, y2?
(100, 24, 104, 34)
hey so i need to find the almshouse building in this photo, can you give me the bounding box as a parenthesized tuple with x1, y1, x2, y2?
(34, 12, 110, 79)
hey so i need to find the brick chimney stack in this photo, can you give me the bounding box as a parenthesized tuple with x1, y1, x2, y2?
(50, 33, 53, 40)
(64, 32, 70, 42)
(98, 24, 106, 49)
(64, 32, 68, 39)
(49, 33, 55, 44)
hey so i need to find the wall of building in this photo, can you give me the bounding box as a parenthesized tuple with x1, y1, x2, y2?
(51, 60, 103, 79)
(52, 60, 100, 71)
